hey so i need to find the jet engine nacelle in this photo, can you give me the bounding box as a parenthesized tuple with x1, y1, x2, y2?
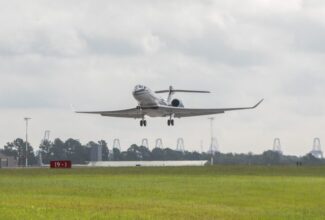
(171, 99, 184, 108)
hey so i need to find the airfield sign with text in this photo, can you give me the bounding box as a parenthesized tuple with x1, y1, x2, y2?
(50, 161, 72, 169)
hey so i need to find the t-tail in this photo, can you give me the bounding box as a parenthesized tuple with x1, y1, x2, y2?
(155, 86, 210, 103)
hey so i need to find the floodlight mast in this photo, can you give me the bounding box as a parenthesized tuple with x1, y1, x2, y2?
(208, 117, 215, 165)
(208, 117, 215, 153)
(24, 117, 31, 167)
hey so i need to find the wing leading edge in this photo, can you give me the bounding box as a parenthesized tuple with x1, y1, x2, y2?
(75, 99, 263, 119)
(158, 99, 264, 118)
(76, 108, 143, 118)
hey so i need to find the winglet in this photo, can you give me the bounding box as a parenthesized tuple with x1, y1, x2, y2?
(252, 99, 264, 108)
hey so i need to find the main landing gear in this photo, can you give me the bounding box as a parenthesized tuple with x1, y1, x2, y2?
(167, 119, 174, 126)
(140, 119, 147, 127)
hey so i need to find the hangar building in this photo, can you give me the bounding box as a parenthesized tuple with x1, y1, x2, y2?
(0, 153, 18, 168)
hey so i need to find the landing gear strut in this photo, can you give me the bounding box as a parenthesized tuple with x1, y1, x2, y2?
(140, 119, 147, 127)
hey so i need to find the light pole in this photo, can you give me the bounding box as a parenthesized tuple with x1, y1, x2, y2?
(24, 117, 31, 167)
(208, 117, 215, 153)
(208, 117, 215, 165)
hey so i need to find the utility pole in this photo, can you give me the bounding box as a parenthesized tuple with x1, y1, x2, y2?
(208, 117, 214, 149)
(24, 117, 31, 167)
(208, 117, 218, 165)
(208, 117, 214, 165)
(200, 140, 204, 153)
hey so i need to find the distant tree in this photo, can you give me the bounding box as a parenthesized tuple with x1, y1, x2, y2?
(98, 140, 109, 161)
(4, 137, 325, 165)
(39, 139, 52, 164)
(49, 138, 66, 161)
(2, 142, 18, 158)
(112, 148, 122, 161)
(2, 138, 37, 166)
(163, 148, 183, 160)
(262, 150, 281, 165)
(66, 139, 88, 164)
(301, 153, 324, 165)
(125, 145, 152, 161)
(183, 151, 201, 160)
(138, 146, 152, 160)
(151, 147, 164, 160)
(38, 139, 89, 164)
(125, 144, 139, 160)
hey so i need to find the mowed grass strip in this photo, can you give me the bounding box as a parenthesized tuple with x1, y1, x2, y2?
(0, 166, 325, 220)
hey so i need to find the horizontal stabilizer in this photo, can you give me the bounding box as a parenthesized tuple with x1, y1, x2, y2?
(155, 86, 210, 94)
(155, 89, 210, 94)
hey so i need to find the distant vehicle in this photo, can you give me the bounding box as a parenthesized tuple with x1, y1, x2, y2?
(76, 85, 263, 127)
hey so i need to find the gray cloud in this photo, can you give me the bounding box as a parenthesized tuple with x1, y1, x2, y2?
(83, 35, 142, 56)
(0, 0, 324, 155)
(283, 73, 325, 97)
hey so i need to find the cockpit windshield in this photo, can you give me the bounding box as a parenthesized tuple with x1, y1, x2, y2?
(134, 85, 146, 92)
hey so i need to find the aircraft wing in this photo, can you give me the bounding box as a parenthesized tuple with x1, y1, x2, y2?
(76, 108, 142, 118)
(158, 99, 264, 118)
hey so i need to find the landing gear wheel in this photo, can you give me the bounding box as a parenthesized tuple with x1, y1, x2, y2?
(168, 119, 174, 126)
(140, 119, 147, 127)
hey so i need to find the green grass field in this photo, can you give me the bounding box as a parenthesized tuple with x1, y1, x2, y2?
(0, 166, 325, 220)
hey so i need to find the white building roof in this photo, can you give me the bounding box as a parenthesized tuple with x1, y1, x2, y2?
(87, 160, 208, 167)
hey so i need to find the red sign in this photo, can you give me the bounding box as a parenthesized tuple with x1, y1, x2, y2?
(50, 160, 72, 168)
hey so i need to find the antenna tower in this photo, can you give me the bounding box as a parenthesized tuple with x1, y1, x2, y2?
(141, 138, 149, 149)
(176, 138, 185, 152)
(43, 130, 50, 142)
(208, 117, 218, 155)
(39, 130, 50, 166)
(113, 138, 121, 150)
(311, 138, 323, 158)
(272, 138, 283, 154)
(155, 138, 164, 149)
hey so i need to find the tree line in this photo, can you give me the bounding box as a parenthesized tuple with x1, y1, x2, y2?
(1, 138, 324, 166)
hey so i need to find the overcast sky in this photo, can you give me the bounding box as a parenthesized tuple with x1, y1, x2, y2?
(0, 0, 324, 155)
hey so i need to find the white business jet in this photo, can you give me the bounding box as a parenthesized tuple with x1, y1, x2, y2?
(76, 85, 263, 127)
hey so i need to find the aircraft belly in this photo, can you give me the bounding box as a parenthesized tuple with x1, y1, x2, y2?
(145, 109, 165, 117)
(135, 93, 157, 106)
